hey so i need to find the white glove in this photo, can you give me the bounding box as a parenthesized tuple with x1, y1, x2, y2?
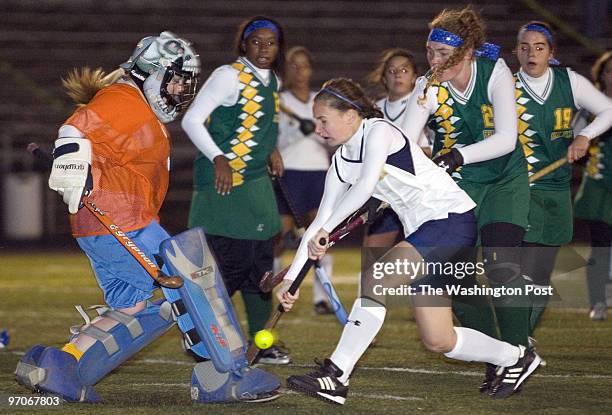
(48, 137, 93, 214)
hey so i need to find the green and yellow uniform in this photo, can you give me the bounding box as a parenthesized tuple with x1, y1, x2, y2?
(428, 57, 530, 347)
(574, 127, 612, 226)
(189, 59, 281, 240)
(429, 58, 529, 230)
(515, 67, 578, 245)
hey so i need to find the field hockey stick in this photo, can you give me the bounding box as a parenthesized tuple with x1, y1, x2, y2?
(259, 201, 389, 292)
(280, 103, 316, 136)
(246, 243, 322, 364)
(27, 143, 183, 289)
(528, 157, 568, 183)
(272, 174, 348, 323)
(314, 263, 348, 325)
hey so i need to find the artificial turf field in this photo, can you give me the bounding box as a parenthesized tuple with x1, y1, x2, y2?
(0, 246, 611, 414)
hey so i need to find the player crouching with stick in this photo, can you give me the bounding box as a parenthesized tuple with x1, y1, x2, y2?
(277, 78, 541, 404)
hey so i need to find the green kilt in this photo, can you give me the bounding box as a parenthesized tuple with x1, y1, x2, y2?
(189, 175, 281, 240)
(574, 177, 612, 226)
(524, 188, 573, 245)
(459, 172, 530, 231)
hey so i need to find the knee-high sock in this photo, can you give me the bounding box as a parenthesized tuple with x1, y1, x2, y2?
(321, 254, 333, 277)
(452, 275, 499, 339)
(313, 255, 334, 304)
(241, 291, 272, 338)
(492, 278, 531, 346)
(528, 284, 551, 335)
(587, 246, 611, 307)
(313, 276, 326, 304)
(330, 298, 386, 384)
(444, 327, 519, 367)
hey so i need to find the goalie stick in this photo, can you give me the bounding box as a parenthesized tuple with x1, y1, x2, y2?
(27, 143, 183, 289)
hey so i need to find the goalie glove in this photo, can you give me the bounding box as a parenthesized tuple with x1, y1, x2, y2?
(48, 137, 93, 214)
(432, 148, 464, 174)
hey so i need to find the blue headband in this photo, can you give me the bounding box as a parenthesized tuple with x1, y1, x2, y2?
(243, 19, 279, 40)
(523, 24, 560, 65)
(429, 28, 501, 61)
(428, 28, 464, 47)
(320, 87, 362, 111)
(524, 24, 554, 45)
(474, 42, 501, 61)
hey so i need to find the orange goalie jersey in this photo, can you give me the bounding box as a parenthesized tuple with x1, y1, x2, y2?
(65, 83, 170, 237)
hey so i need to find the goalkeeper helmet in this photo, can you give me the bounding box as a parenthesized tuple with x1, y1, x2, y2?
(121, 31, 200, 123)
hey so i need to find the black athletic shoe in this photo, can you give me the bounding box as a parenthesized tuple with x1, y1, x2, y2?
(489, 345, 541, 399)
(255, 343, 291, 365)
(287, 358, 348, 405)
(479, 363, 497, 393)
(314, 301, 334, 315)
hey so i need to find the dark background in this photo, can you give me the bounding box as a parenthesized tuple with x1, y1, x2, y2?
(0, 0, 610, 247)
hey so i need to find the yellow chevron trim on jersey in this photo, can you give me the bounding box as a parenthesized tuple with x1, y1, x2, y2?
(242, 115, 258, 129)
(585, 143, 603, 179)
(238, 129, 254, 142)
(437, 86, 449, 104)
(232, 142, 251, 157)
(238, 72, 253, 86)
(232, 62, 245, 72)
(232, 171, 244, 186)
(243, 100, 261, 115)
(229, 157, 247, 171)
(242, 85, 258, 100)
(518, 119, 529, 135)
(436, 104, 453, 119)
(515, 83, 538, 174)
(433, 84, 458, 152)
(227, 62, 269, 186)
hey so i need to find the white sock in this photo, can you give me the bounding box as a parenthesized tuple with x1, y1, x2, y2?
(273, 256, 283, 275)
(313, 256, 334, 304)
(444, 327, 520, 367)
(313, 276, 326, 304)
(321, 254, 333, 278)
(330, 298, 386, 384)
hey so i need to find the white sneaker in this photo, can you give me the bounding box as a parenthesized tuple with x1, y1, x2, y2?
(589, 302, 608, 321)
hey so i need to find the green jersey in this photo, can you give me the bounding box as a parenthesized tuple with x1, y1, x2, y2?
(429, 58, 526, 185)
(584, 126, 612, 185)
(193, 58, 280, 188)
(515, 67, 578, 190)
(188, 58, 281, 240)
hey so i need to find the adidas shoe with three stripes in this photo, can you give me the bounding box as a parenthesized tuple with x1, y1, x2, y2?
(489, 345, 541, 399)
(287, 358, 348, 405)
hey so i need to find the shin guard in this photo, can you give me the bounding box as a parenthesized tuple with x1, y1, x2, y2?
(159, 227, 280, 402)
(15, 301, 174, 402)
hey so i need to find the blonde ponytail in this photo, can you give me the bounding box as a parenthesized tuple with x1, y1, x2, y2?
(62, 67, 124, 106)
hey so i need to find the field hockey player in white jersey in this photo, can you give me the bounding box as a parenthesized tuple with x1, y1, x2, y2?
(276, 78, 541, 404)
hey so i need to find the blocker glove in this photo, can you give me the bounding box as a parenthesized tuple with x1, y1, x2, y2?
(432, 148, 464, 174)
(48, 137, 93, 214)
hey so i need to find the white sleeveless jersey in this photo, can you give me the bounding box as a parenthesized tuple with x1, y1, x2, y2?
(376, 93, 431, 148)
(332, 118, 475, 235)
